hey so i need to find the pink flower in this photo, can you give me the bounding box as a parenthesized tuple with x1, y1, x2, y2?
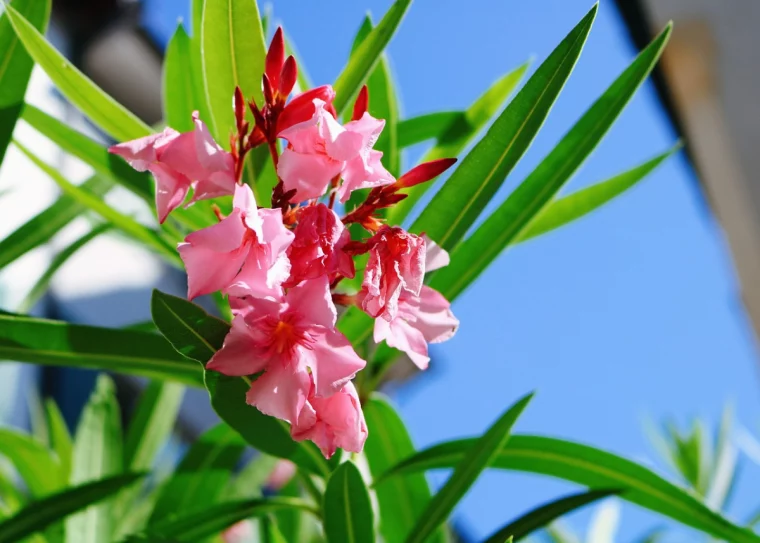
(277, 99, 394, 202)
(222, 520, 254, 543)
(109, 112, 236, 223)
(360, 226, 425, 321)
(285, 204, 354, 287)
(178, 184, 293, 300)
(372, 236, 458, 369)
(292, 381, 367, 459)
(207, 278, 366, 425)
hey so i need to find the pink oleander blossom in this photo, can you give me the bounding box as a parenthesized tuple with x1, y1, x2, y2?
(109, 112, 236, 223)
(360, 226, 426, 321)
(206, 278, 365, 428)
(178, 184, 293, 300)
(277, 99, 394, 202)
(292, 380, 367, 459)
(285, 203, 354, 287)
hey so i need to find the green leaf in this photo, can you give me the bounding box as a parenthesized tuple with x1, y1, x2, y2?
(396, 111, 462, 148)
(45, 399, 73, 481)
(20, 103, 153, 201)
(410, 6, 596, 250)
(143, 497, 317, 541)
(388, 62, 529, 225)
(0, 0, 51, 163)
(483, 489, 620, 543)
(379, 434, 760, 543)
(228, 454, 279, 499)
(333, 0, 412, 116)
(123, 381, 184, 472)
(150, 290, 331, 476)
(364, 394, 439, 543)
(323, 461, 375, 543)
(201, 0, 267, 144)
(0, 428, 63, 497)
(66, 375, 123, 543)
(3, 3, 151, 142)
(0, 311, 203, 386)
(163, 23, 199, 133)
(404, 393, 533, 543)
(17, 224, 111, 314)
(148, 424, 246, 525)
(0, 174, 111, 270)
(0, 474, 144, 543)
(514, 146, 679, 243)
(13, 140, 181, 267)
(431, 24, 672, 300)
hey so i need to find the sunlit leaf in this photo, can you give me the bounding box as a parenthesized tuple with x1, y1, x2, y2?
(0, 428, 63, 497)
(324, 461, 374, 543)
(163, 23, 199, 133)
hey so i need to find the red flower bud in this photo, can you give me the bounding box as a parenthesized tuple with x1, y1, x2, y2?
(276, 85, 336, 134)
(266, 27, 285, 91)
(279, 56, 298, 98)
(352, 85, 369, 121)
(395, 158, 457, 189)
(262, 73, 274, 105)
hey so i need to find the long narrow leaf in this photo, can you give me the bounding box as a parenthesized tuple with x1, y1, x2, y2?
(13, 140, 181, 266)
(410, 6, 597, 249)
(0, 0, 50, 163)
(0, 474, 143, 543)
(4, 3, 151, 141)
(0, 428, 63, 497)
(379, 434, 760, 543)
(432, 24, 673, 300)
(333, 0, 412, 115)
(484, 489, 620, 543)
(163, 23, 198, 133)
(17, 224, 110, 313)
(404, 393, 533, 543)
(45, 399, 73, 480)
(396, 111, 462, 148)
(0, 311, 203, 386)
(323, 461, 375, 543)
(201, 0, 267, 143)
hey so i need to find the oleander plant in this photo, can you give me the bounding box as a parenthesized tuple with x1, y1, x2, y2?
(0, 0, 757, 541)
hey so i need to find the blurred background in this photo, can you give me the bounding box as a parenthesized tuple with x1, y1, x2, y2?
(1, 0, 759, 540)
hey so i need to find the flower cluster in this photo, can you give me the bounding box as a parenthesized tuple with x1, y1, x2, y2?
(110, 29, 459, 458)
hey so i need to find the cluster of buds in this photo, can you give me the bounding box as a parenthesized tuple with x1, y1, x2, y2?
(110, 28, 459, 458)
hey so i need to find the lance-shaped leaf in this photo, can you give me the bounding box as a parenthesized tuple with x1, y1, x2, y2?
(404, 393, 534, 543)
(388, 62, 529, 225)
(483, 489, 620, 543)
(0, 174, 111, 270)
(323, 461, 375, 543)
(333, 0, 412, 116)
(201, 0, 267, 143)
(163, 23, 199, 133)
(378, 434, 760, 543)
(4, 3, 151, 141)
(514, 145, 679, 244)
(13, 140, 181, 267)
(66, 375, 123, 543)
(396, 111, 462, 148)
(0, 474, 144, 543)
(431, 24, 672, 300)
(0, 311, 203, 386)
(0, 428, 64, 497)
(150, 290, 331, 476)
(0, 0, 50, 163)
(45, 398, 73, 480)
(17, 224, 111, 313)
(20, 103, 152, 201)
(410, 6, 597, 249)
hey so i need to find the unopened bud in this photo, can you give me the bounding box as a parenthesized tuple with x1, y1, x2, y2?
(395, 158, 457, 189)
(352, 85, 369, 121)
(265, 27, 286, 90)
(279, 56, 298, 99)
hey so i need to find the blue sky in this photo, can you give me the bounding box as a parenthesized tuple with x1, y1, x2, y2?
(144, 1, 760, 539)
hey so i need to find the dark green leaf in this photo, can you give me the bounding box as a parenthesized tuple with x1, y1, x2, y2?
(431, 24, 673, 300)
(404, 393, 533, 543)
(364, 394, 439, 543)
(379, 434, 760, 543)
(324, 461, 375, 543)
(515, 146, 679, 243)
(201, 0, 267, 143)
(20, 104, 152, 201)
(0, 311, 203, 386)
(149, 424, 246, 525)
(410, 7, 597, 249)
(396, 112, 462, 149)
(17, 224, 111, 314)
(0, 0, 50, 163)
(3, 3, 151, 141)
(66, 375, 123, 543)
(483, 489, 620, 543)
(389, 62, 529, 225)
(0, 474, 144, 543)
(163, 23, 199, 133)
(0, 428, 63, 497)
(333, 0, 412, 116)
